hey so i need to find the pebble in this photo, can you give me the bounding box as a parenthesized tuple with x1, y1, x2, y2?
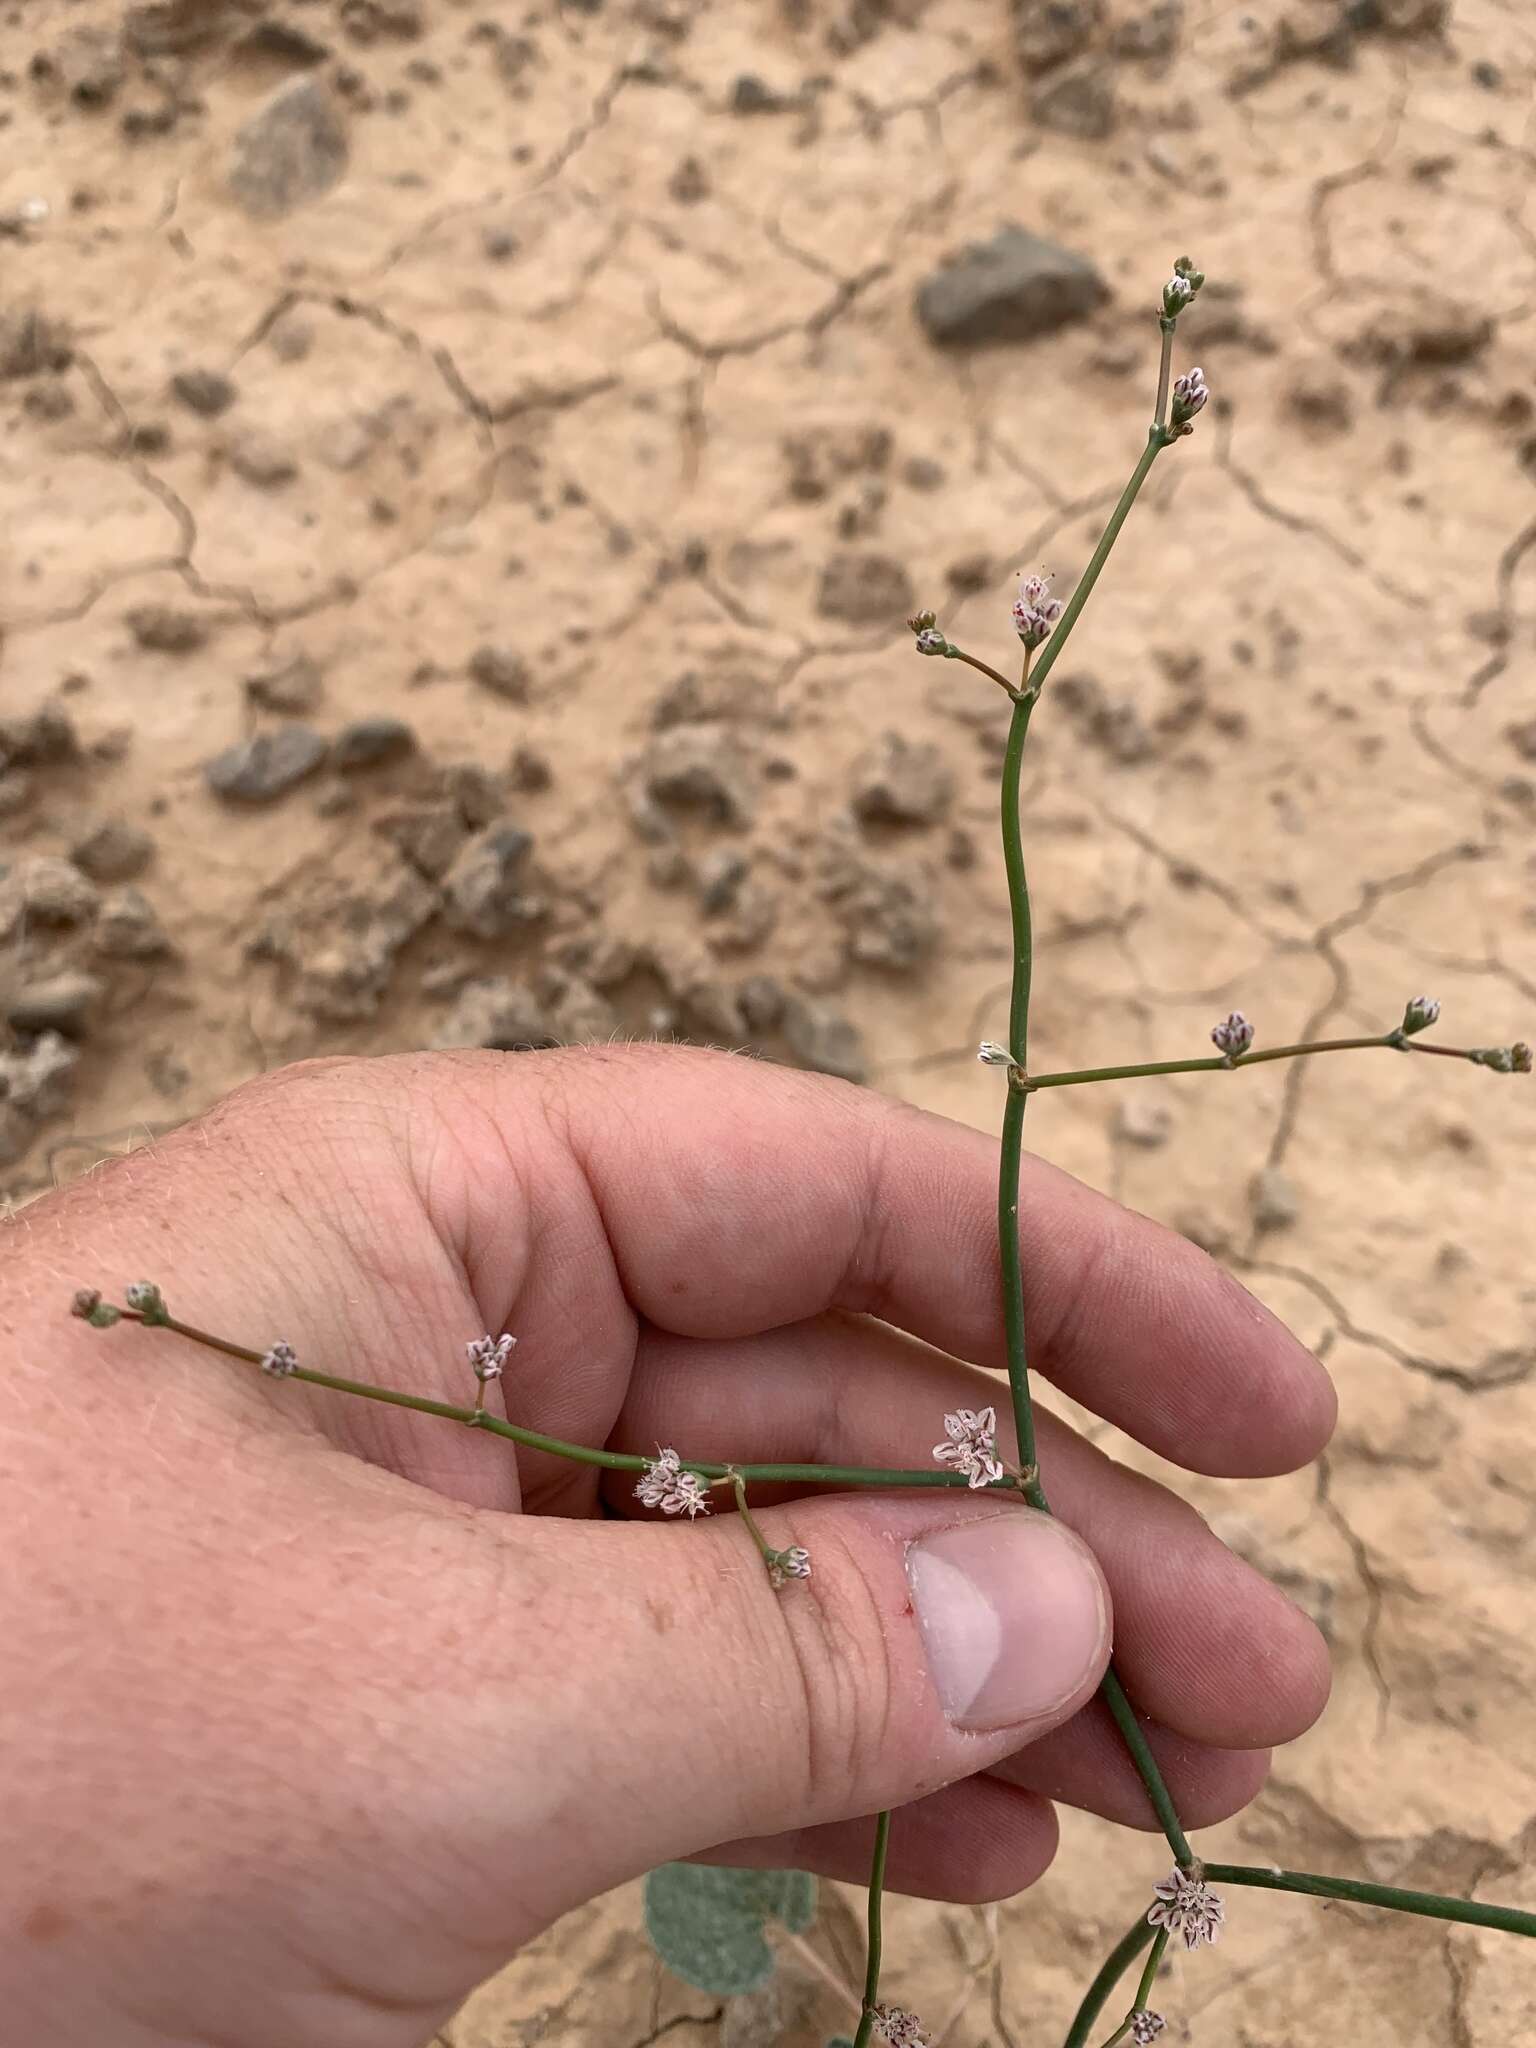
(7, 970, 103, 1038)
(228, 78, 350, 220)
(70, 816, 154, 883)
(126, 604, 209, 655)
(170, 368, 236, 417)
(467, 644, 530, 702)
(204, 726, 328, 803)
(94, 886, 172, 959)
(1250, 1165, 1301, 1233)
(442, 825, 538, 939)
(851, 731, 954, 828)
(330, 717, 416, 770)
(245, 652, 324, 714)
(915, 224, 1108, 348)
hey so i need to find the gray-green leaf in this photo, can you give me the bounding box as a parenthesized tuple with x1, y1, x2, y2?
(643, 1865, 817, 1996)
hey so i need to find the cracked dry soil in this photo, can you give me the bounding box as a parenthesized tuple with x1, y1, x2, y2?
(3, 1, 1535, 2043)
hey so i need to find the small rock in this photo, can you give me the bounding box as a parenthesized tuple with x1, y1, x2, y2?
(93, 886, 171, 959)
(669, 154, 709, 203)
(1110, 1, 1184, 59)
(730, 72, 782, 112)
(264, 860, 438, 1021)
(442, 762, 505, 829)
(738, 974, 787, 1033)
(330, 717, 415, 770)
(1505, 719, 1536, 763)
(1250, 1165, 1300, 1233)
(70, 817, 154, 883)
(509, 745, 552, 792)
(851, 731, 954, 828)
(0, 1030, 78, 1120)
(228, 78, 349, 220)
(0, 308, 72, 382)
(902, 454, 946, 491)
(781, 997, 868, 1083)
(639, 723, 759, 829)
(1471, 57, 1501, 88)
(7, 970, 104, 1038)
(245, 651, 324, 714)
(821, 853, 938, 973)
(0, 703, 78, 766)
(433, 971, 616, 1051)
(816, 550, 915, 627)
(1010, 0, 1103, 71)
(204, 726, 328, 803)
(697, 847, 749, 914)
(170, 368, 236, 417)
(467, 644, 530, 702)
(227, 433, 298, 489)
(0, 856, 99, 934)
(1031, 63, 1118, 138)
(1114, 1095, 1174, 1148)
(442, 825, 538, 939)
(377, 805, 466, 880)
(916, 224, 1108, 349)
(126, 604, 209, 654)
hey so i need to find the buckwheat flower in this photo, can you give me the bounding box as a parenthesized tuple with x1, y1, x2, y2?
(1514, 1041, 1533, 1074)
(1470, 1043, 1528, 1074)
(914, 627, 948, 656)
(871, 2005, 929, 2047)
(635, 1448, 713, 1518)
(766, 1545, 812, 1588)
(934, 1407, 1005, 1490)
(1011, 569, 1063, 649)
(1148, 1867, 1226, 1950)
(1401, 994, 1440, 1035)
(977, 1040, 1016, 1068)
(1130, 2012, 1166, 2045)
(1162, 273, 1193, 313)
(1170, 366, 1210, 436)
(467, 1332, 516, 1382)
(124, 1281, 170, 1325)
(1210, 1010, 1253, 1061)
(261, 1342, 299, 1379)
(907, 609, 938, 633)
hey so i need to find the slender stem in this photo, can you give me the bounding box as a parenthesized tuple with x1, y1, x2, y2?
(1028, 429, 1167, 697)
(1017, 1034, 1477, 1092)
(851, 1810, 892, 2048)
(96, 1311, 1025, 1494)
(998, 693, 1045, 1500)
(1098, 1669, 1192, 1867)
(948, 646, 1020, 700)
(1204, 1863, 1536, 1937)
(1132, 1926, 1169, 2010)
(1060, 1917, 1156, 2048)
(1153, 317, 1175, 429)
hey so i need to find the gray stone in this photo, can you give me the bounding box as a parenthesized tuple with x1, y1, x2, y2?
(205, 726, 328, 803)
(1250, 1165, 1301, 1233)
(821, 853, 938, 974)
(0, 308, 72, 382)
(376, 804, 467, 880)
(432, 971, 617, 1051)
(94, 886, 171, 960)
(0, 704, 78, 765)
(1011, 0, 1104, 71)
(916, 224, 1108, 348)
(330, 717, 415, 770)
(851, 730, 954, 828)
(697, 848, 749, 914)
(443, 825, 538, 939)
(781, 997, 868, 1083)
(738, 974, 787, 1033)
(227, 433, 298, 489)
(245, 651, 324, 714)
(0, 1031, 78, 1117)
(467, 644, 530, 702)
(639, 723, 759, 829)
(1031, 64, 1118, 138)
(7, 971, 104, 1038)
(1506, 719, 1536, 764)
(442, 762, 504, 829)
(0, 856, 99, 936)
(274, 862, 439, 1022)
(816, 550, 915, 627)
(126, 604, 209, 654)
(70, 816, 153, 883)
(170, 368, 236, 417)
(228, 79, 349, 220)
(1110, 1, 1184, 59)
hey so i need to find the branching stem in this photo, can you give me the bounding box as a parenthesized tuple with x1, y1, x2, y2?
(851, 1810, 892, 2048)
(1017, 1034, 1477, 1093)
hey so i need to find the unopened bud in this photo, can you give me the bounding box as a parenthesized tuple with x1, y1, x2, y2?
(124, 1281, 170, 1326)
(914, 627, 948, 656)
(71, 1287, 121, 1328)
(1211, 1010, 1254, 1061)
(1401, 995, 1440, 1036)
(907, 609, 938, 634)
(977, 1040, 1017, 1068)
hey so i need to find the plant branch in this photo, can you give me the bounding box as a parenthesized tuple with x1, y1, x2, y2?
(851, 1810, 892, 2048)
(1204, 1863, 1536, 1937)
(1060, 1916, 1157, 2048)
(1027, 428, 1168, 698)
(1017, 1034, 1482, 1092)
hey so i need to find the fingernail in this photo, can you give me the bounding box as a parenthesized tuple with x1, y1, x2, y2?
(906, 1514, 1109, 1731)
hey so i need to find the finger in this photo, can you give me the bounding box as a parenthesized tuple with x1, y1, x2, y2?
(474, 1045, 1335, 1475)
(612, 1313, 1331, 1748)
(702, 1778, 1060, 1905)
(990, 1708, 1272, 1831)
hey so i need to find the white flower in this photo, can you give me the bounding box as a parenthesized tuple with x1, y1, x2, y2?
(1148, 1867, 1225, 1950)
(871, 2005, 929, 2047)
(635, 1448, 713, 1518)
(977, 1040, 1016, 1068)
(260, 1341, 299, 1378)
(1164, 273, 1192, 305)
(1011, 569, 1063, 649)
(767, 1545, 812, 1587)
(466, 1332, 516, 1382)
(1130, 2012, 1166, 2045)
(933, 1407, 1005, 1490)
(1401, 994, 1440, 1034)
(1210, 1009, 1253, 1060)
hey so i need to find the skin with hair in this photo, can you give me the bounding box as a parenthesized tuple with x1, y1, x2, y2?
(0, 1046, 1335, 2048)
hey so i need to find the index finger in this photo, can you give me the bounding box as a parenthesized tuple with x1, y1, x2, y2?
(497, 1045, 1334, 1477)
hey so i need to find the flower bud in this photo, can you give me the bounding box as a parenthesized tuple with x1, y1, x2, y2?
(1401, 995, 1440, 1036)
(1210, 1010, 1254, 1061)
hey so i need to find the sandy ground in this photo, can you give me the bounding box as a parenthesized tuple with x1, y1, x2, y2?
(3, 0, 1535, 2042)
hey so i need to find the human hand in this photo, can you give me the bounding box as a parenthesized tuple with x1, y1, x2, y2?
(1, 1047, 1334, 2046)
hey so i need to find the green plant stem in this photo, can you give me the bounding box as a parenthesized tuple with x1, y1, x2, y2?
(1098, 1671, 1192, 1867)
(97, 1310, 1024, 1494)
(1204, 1863, 1536, 1937)
(1018, 1034, 1470, 1092)
(1060, 1917, 1157, 2048)
(1153, 317, 1175, 429)
(851, 1810, 892, 2048)
(1133, 1926, 1169, 2009)
(1027, 428, 1168, 699)
(948, 646, 1020, 699)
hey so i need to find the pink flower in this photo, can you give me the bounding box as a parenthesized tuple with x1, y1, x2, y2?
(1148, 1867, 1225, 1949)
(933, 1407, 1005, 1490)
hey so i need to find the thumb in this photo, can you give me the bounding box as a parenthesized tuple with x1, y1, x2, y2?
(468, 1490, 1110, 1927)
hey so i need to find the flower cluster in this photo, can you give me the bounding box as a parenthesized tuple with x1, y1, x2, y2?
(1130, 2011, 1167, 2045)
(1161, 254, 1205, 319)
(765, 1545, 813, 1588)
(1011, 571, 1062, 650)
(1469, 1042, 1533, 1074)
(466, 1332, 516, 1383)
(1210, 1010, 1254, 1061)
(977, 1040, 1017, 1068)
(260, 1342, 299, 1378)
(907, 610, 949, 657)
(70, 1287, 120, 1328)
(1148, 1867, 1226, 1950)
(1401, 994, 1440, 1035)
(1169, 366, 1209, 436)
(635, 1447, 713, 1518)
(933, 1407, 1005, 1490)
(870, 2005, 929, 2047)
(124, 1281, 170, 1325)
